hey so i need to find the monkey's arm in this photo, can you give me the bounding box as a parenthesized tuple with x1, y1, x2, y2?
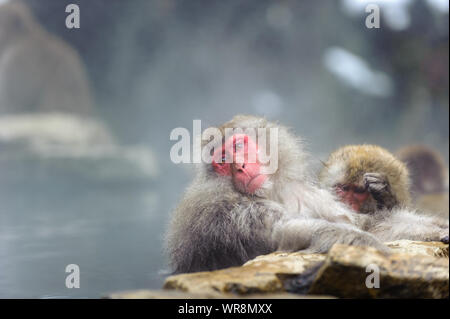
(166, 192, 282, 273)
(367, 208, 449, 243)
(271, 184, 389, 253)
(272, 217, 390, 254)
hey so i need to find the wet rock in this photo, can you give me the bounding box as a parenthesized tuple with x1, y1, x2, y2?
(107, 241, 448, 299)
(308, 243, 449, 298)
(386, 240, 449, 258)
(163, 252, 326, 295)
(106, 289, 330, 299)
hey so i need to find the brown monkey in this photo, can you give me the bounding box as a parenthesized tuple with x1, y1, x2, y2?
(0, 1, 93, 115)
(319, 145, 411, 214)
(396, 145, 449, 218)
(319, 144, 448, 243)
(166, 117, 448, 274)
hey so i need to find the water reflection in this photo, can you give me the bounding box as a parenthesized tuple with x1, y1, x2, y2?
(0, 171, 164, 298)
(0, 113, 163, 298)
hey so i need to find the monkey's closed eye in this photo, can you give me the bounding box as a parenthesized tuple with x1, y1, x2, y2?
(354, 187, 366, 194)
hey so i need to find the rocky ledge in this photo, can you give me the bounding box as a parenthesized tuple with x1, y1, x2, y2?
(108, 240, 449, 299)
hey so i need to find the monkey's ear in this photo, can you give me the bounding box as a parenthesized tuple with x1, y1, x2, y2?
(7, 2, 37, 35)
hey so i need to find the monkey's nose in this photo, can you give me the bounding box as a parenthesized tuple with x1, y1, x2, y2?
(233, 162, 246, 171)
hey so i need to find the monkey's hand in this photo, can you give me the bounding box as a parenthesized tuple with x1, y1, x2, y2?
(364, 172, 398, 210)
(422, 230, 449, 244)
(431, 218, 449, 244)
(415, 212, 449, 243)
(310, 224, 392, 255)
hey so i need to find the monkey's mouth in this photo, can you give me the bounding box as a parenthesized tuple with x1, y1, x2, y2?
(245, 174, 267, 193)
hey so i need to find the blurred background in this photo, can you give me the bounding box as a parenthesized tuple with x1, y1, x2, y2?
(0, 0, 448, 298)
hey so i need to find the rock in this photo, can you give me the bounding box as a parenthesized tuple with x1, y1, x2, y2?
(0, 113, 159, 184)
(163, 251, 326, 295)
(308, 244, 449, 298)
(107, 241, 448, 299)
(106, 289, 330, 299)
(386, 240, 449, 258)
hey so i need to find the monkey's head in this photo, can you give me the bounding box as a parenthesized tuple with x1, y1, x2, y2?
(0, 0, 36, 51)
(202, 115, 306, 198)
(396, 145, 448, 196)
(211, 132, 267, 194)
(319, 145, 411, 213)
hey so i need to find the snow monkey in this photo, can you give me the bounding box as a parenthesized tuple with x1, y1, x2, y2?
(319, 145, 411, 214)
(319, 144, 448, 243)
(167, 116, 447, 274)
(397, 145, 448, 196)
(396, 145, 449, 219)
(0, 0, 93, 115)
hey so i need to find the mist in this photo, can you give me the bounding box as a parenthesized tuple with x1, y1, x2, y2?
(0, 0, 448, 297)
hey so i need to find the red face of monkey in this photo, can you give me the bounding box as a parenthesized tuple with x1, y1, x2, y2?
(212, 134, 267, 194)
(335, 184, 370, 212)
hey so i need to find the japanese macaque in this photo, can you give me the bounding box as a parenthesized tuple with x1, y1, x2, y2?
(396, 145, 449, 219)
(0, 0, 93, 115)
(166, 116, 448, 274)
(319, 144, 448, 243)
(319, 145, 411, 214)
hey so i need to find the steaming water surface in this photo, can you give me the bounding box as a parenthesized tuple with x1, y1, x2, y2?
(0, 153, 168, 298)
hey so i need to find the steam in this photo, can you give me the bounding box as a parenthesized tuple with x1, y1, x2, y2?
(323, 47, 393, 97)
(0, 113, 158, 178)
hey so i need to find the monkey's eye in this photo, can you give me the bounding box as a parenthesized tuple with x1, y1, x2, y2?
(341, 185, 350, 192)
(235, 143, 243, 152)
(234, 135, 249, 151)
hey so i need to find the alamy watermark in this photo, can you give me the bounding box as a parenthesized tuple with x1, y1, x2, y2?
(65, 264, 80, 289)
(365, 4, 380, 29)
(365, 263, 380, 289)
(65, 4, 80, 29)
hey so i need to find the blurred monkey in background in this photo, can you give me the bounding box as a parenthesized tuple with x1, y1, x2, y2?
(0, 0, 93, 115)
(397, 145, 449, 219)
